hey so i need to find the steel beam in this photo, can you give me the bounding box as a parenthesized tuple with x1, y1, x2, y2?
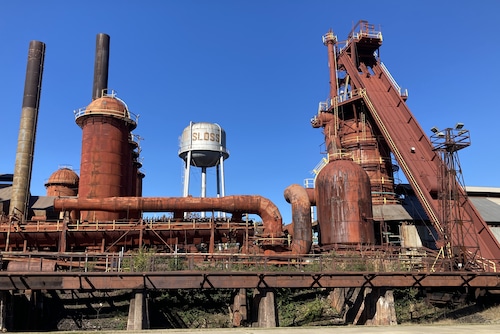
(0, 271, 498, 291)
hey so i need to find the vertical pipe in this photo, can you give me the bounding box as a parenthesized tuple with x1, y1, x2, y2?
(92, 33, 110, 100)
(10, 40, 46, 220)
(324, 31, 338, 101)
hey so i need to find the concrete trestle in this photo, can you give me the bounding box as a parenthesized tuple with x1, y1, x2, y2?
(0, 286, 399, 330)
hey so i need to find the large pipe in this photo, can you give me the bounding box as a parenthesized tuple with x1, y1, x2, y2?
(92, 33, 110, 100)
(9, 40, 46, 219)
(284, 184, 312, 254)
(323, 30, 338, 100)
(54, 195, 283, 237)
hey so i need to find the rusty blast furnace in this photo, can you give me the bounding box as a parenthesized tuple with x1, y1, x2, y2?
(311, 21, 500, 269)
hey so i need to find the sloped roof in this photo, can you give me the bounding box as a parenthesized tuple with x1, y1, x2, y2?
(469, 197, 500, 223)
(372, 204, 412, 221)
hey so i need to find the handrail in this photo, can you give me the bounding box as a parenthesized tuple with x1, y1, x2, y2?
(316, 89, 364, 114)
(74, 107, 139, 124)
(379, 62, 401, 93)
(311, 157, 329, 175)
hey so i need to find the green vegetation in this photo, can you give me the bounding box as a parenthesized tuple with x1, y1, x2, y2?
(122, 247, 187, 272)
(150, 289, 234, 328)
(277, 289, 339, 326)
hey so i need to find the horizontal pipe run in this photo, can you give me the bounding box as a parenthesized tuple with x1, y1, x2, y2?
(54, 195, 283, 237)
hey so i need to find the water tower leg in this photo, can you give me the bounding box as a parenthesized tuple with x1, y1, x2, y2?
(183, 151, 192, 219)
(183, 151, 192, 197)
(219, 156, 226, 218)
(201, 167, 206, 218)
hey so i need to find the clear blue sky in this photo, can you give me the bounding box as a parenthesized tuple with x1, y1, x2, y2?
(2, 1, 500, 224)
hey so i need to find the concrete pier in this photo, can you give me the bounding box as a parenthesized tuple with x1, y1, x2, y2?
(231, 288, 247, 327)
(0, 292, 6, 331)
(127, 291, 150, 330)
(252, 288, 278, 327)
(330, 287, 397, 325)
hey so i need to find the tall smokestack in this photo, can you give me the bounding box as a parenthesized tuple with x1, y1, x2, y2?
(9, 40, 46, 220)
(92, 33, 110, 100)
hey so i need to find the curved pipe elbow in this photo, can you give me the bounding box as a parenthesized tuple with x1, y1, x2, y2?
(284, 184, 312, 254)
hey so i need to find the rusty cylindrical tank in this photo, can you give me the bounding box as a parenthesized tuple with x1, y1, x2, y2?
(314, 158, 375, 245)
(75, 96, 137, 222)
(45, 167, 79, 197)
(9, 40, 46, 219)
(340, 119, 397, 205)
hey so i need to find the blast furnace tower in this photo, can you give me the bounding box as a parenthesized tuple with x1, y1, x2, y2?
(179, 122, 229, 214)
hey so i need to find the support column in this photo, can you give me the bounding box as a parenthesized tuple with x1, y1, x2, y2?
(361, 288, 397, 326)
(0, 292, 6, 331)
(330, 287, 397, 326)
(231, 288, 247, 327)
(252, 288, 278, 328)
(330, 287, 363, 323)
(127, 291, 149, 330)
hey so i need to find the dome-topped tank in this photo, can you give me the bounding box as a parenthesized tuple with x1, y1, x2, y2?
(179, 122, 229, 167)
(75, 93, 137, 130)
(45, 167, 79, 197)
(75, 91, 139, 221)
(314, 158, 375, 245)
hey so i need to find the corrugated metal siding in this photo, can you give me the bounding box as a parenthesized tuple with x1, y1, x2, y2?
(490, 227, 500, 243)
(0, 186, 12, 201)
(469, 197, 500, 223)
(31, 196, 57, 209)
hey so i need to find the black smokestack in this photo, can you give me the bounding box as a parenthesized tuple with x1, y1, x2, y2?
(10, 40, 46, 219)
(92, 33, 110, 100)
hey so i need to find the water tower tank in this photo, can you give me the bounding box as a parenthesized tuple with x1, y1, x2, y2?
(179, 122, 229, 167)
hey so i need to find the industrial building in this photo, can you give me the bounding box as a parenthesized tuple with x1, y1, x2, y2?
(1, 20, 500, 331)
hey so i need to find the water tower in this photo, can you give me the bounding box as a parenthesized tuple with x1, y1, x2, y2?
(179, 122, 229, 216)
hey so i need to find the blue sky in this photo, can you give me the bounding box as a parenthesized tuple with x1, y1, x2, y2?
(2, 1, 500, 224)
